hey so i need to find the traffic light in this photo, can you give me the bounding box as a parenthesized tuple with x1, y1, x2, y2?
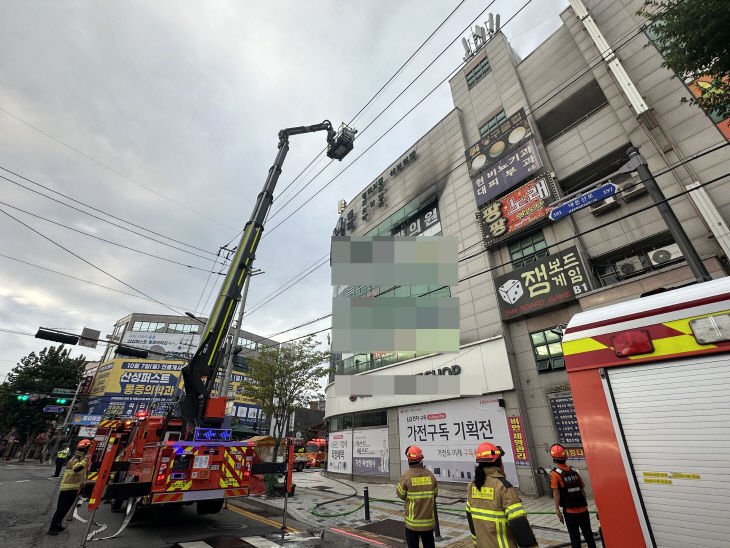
(56, 398, 67, 404)
(17, 394, 29, 401)
(35, 328, 80, 345)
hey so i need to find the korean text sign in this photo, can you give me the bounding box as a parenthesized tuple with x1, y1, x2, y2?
(477, 172, 558, 248)
(327, 431, 353, 473)
(494, 246, 592, 321)
(397, 396, 519, 486)
(352, 427, 389, 476)
(464, 109, 542, 207)
(89, 358, 184, 399)
(507, 416, 530, 465)
(546, 390, 583, 446)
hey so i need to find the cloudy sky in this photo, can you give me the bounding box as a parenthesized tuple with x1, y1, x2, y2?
(0, 0, 569, 379)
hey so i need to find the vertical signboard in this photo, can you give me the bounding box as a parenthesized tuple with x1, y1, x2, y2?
(507, 416, 530, 466)
(494, 247, 592, 321)
(477, 172, 559, 247)
(546, 388, 584, 459)
(352, 427, 389, 476)
(397, 395, 518, 486)
(465, 108, 543, 207)
(327, 430, 353, 473)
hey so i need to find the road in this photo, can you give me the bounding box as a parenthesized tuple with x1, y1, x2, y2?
(0, 462, 373, 548)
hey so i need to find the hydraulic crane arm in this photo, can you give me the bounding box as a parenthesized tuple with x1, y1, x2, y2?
(180, 120, 355, 430)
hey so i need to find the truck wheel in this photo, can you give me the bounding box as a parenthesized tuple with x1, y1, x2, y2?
(196, 498, 224, 515)
(296, 462, 304, 472)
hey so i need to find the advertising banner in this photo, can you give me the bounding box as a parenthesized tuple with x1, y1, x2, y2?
(465, 108, 543, 207)
(352, 427, 389, 476)
(397, 395, 518, 486)
(327, 431, 353, 473)
(688, 75, 730, 141)
(494, 246, 592, 321)
(89, 359, 184, 399)
(477, 172, 559, 248)
(71, 414, 104, 426)
(121, 332, 200, 359)
(507, 416, 530, 466)
(233, 403, 262, 426)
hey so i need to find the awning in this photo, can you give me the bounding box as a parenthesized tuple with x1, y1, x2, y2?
(308, 421, 326, 434)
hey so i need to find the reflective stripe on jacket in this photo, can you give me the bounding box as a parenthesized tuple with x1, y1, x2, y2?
(60, 452, 89, 491)
(465, 468, 533, 548)
(396, 465, 438, 531)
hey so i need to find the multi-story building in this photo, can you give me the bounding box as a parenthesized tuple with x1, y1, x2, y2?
(89, 312, 278, 426)
(325, 0, 730, 494)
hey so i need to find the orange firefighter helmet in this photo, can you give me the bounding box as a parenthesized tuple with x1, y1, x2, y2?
(405, 445, 424, 463)
(476, 442, 503, 463)
(550, 444, 567, 459)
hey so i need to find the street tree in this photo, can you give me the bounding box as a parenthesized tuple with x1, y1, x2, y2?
(639, 0, 730, 119)
(0, 346, 86, 450)
(239, 337, 329, 460)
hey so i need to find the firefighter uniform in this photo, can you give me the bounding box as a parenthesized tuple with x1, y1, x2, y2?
(466, 467, 536, 548)
(397, 446, 438, 548)
(48, 445, 90, 535)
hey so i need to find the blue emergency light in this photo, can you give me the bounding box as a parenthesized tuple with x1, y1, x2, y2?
(193, 428, 232, 442)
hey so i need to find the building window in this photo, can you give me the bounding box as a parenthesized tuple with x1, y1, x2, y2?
(592, 235, 684, 287)
(112, 322, 127, 338)
(167, 323, 199, 334)
(237, 337, 258, 350)
(131, 321, 165, 332)
(558, 144, 632, 194)
(535, 78, 609, 143)
(508, 230, 548, 268)
(479, 110, 506, 138)
(466, 56, 491, 88)
(530, 328, 564, 372)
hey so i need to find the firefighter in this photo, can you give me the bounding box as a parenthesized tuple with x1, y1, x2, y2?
(53, 446, 70, 477)
(396, 446, 438, 548)
(47, 439, 91, 535)
(466, 442, 538, 548)
(550, 444, 595, 548)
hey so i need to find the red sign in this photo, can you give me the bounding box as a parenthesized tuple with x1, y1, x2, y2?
(507, 416, 530, 465)
(80, 375, 94, 396)
(477, 172, 559, 248)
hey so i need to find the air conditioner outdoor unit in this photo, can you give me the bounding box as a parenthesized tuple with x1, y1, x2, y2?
(619, 174, 647, 202)
(615, 255, 644, 277)
(589, 195, 619, 216)
(649, 243, 683, 266)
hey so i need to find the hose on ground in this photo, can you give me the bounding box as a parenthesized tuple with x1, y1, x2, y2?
(311, 470, 365, 517)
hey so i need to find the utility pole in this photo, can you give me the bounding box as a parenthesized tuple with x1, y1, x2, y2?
(627, 147, 712, 282)
(220, 268, 263, 400)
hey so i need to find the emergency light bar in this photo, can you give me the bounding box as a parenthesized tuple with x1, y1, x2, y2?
(194, 428, 232, 442)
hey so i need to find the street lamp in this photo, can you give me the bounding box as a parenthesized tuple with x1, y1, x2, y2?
(184, 312, 206, 325)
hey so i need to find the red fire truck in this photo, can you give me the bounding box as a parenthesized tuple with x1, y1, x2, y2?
(562, 276, 730, 548)
(305, 438, 327, 468)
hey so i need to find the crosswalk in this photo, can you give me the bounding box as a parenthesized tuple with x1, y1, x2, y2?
(177, 533, 325, 548)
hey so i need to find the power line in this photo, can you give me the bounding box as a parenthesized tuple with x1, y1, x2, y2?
(0, 165, 219, 257)
(0, 107, 238, 231)
(264, 0, 503, 226)
(0, 206, 184, 316)
(230, 20, 651, 323)
(263, 8, 644, 242)
(243, 256, 329, 318)
(250, 156, 730, 344)
(0, 251, 191, 310)
(0, 199, 219, 274)
(0, 173, 218, 263)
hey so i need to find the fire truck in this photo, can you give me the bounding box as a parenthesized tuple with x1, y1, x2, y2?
(76, 122, 355, 538)
(562, 276, 730, 548)
(305, 438, 327, 468)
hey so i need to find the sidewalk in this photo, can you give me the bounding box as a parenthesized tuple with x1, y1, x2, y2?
(242, 470, 601, 547)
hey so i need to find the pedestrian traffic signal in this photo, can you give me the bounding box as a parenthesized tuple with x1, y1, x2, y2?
(17, 394, 29, 401)
(55, 398, 67, 404)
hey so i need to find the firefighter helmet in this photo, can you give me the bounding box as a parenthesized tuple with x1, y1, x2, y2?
(550, 444, 567, 459)
(77, 439, 92, 451)
(476, 442, 503, 463)
(405, 445, 424, 463)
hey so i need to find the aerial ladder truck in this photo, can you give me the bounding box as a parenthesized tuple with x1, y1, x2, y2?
(77, 121, 356, 540)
